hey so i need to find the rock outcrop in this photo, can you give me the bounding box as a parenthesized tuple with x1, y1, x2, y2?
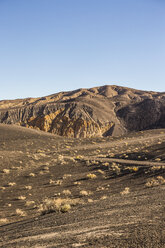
(0, 85, 165, 137)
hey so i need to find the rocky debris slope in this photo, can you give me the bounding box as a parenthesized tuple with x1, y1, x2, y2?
(0, 85, 165, 137)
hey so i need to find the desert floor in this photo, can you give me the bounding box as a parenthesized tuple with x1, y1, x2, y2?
(0, 124, 165, 247)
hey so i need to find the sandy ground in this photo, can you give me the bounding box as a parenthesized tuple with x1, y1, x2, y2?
(0, 124, 165, 247)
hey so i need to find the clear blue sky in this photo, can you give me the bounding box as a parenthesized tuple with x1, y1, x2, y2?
(0, 0, 164, 100)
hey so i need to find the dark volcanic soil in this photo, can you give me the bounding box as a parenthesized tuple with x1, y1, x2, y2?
(0, 124, 165, 247)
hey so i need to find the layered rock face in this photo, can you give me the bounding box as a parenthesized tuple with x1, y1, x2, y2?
(0, 85, 165, 137)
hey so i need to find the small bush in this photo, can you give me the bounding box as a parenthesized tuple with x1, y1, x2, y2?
(80, 190, 91, 196)
(146, 176, 165, 187)
(25, 200, 35, 207)
(0, 218, 8, 225)
(8, 182, 16, 187)
(17, 196, 26, 200)
(60, 204, 71, 213)
(87, 173, 97, 179)
(120, 187, 130, 195)
(16, 209, 26, 216)
(2, 169, 10, 174)
(62, 190, 71, 196)
(29, 173, 35, 177)
(38, 198, 81, 215)
(25, 185, 32, 190)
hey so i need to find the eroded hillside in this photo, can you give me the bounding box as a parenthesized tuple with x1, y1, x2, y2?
(0, 85, 165, 137)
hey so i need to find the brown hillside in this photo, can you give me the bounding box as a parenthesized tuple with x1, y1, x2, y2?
(0, 85, 165, 137)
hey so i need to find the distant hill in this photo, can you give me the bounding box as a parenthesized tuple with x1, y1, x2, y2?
(0, 85, 165, 137)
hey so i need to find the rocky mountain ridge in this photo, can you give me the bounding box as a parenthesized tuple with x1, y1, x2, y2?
(0, 85, 165, 137)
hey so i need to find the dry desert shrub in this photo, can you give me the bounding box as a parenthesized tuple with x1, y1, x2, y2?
(38, 198, 81, 215)
(29, 173, 35, 177)
(0, 186, 6, 190)
(25, 185, 32, 190)
(80, 190, 91, 196)
(54, 179, 63, 185)
(74, 181, 81, 185)
(132, 167, 139, 172)
(111, 163, 121, 175)
(125, 166, 139, 172)
(2, 169, 10, 174)
(150, 165, 165, 171)
(63, 174, 72, 179)
(57, 155, 66, 164)
(120, 187, 130, 195)
(154, 158, 161, 161)
(17, 195, 26, 200)
(97, 169, 105, 175)
(16, 209, 26, 217)
(0, 218, 8, 225)
(25, 200, 35, 207)
(157, 176, 165, 183)
(99, 154, 107, 158)
(75, 155, 84, 160)
(8, 182, 16, 187)
(86, 173, 97, 179)
(49, 179, 56, 185)
(100, 195, 107, 200)
(101, 162, 109, 167)
(146, 176, 165, 187)
(62, 189, 71, 196)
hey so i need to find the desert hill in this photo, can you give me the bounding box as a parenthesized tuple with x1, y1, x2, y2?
(0, 85, 165, 138)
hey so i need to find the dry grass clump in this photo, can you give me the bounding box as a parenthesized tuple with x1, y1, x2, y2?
(25, 185, 32, 190)
(150, 165, 165, 171)
(125, 166, 139, 172)
(101, 162, 109, 167)
(25, 200, 35, 207)
(120, 187, 130, 195)
(38, 198, 81, 215)
(86, 173, 97, 179)
(63, 174, 72, 179)
(49, 179, 55, 185)
(62, 189, 71, 196)
(65, 156, 76, 163)
(145, 176, 165, 187)
(0, 186, 6, 190)
(96, 186, 105, 191)
(132, 167, 139, 172)
(57, 155, 66, 165)
(154, 158, 161, 162)
(0, 218, 8, 225)
(7, 182, 16, 187)
(16, 209, 26, 216)
(17, 195, 26, 200)
(75, 155, 84, 160)
(29, 173, 35, 177)
(55, 180, 63, 185)
(97, 169, 105, 175)
(2, 169, 10, 174)
(111, 163, 121, 175)
(80, 190, 91, 196)
(49, 179, 63, 185)
(100, 195, 107, 200)
(74, 181, 81, 185)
